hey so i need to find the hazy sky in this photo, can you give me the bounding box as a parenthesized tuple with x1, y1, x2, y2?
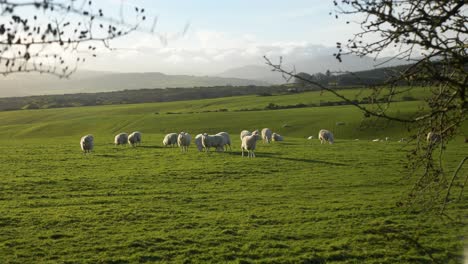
(82, 0, 362, 74)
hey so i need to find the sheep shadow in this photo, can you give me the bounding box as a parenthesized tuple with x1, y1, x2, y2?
(223, 151, 346, 166)
(95, 154, 124, 158)
(137, 145, 166, 149)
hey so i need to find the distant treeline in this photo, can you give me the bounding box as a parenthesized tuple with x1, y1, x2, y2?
(0, 85, 313, 111)
(295, 64, 414, 87)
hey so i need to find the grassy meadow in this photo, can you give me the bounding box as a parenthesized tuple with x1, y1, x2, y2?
(0, 89, 467, 263)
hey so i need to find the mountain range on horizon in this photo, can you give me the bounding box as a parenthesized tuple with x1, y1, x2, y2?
(0, 54, 410, 98)
(216, 54, 408, 84)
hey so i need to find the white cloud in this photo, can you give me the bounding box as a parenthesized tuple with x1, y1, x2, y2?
(164, 54, 184, 64)
(87, 29, 340, 75)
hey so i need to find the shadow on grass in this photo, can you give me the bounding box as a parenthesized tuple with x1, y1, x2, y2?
(223, 151, 347, 166)
(137, 145, 166, 149)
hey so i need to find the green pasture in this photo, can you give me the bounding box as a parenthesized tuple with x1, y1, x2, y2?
(0, 99, 429, 141)
(0, 89, 466, 263)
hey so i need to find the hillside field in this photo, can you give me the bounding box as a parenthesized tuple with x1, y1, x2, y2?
(0, 89, 466, 263)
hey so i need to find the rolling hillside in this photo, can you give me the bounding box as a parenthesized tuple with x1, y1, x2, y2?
(0, 71, 270, 98)
(0, 87, 440, 140)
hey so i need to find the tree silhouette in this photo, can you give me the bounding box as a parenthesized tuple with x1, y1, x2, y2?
(0, 0, 146, 77)
(267, 0, 467, 212)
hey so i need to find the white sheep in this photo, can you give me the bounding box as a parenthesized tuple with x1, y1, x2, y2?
(307, 136, 314, 140)
(318, 129, 334, 144)
(240, 130, 251, 140)
(261, 128, 272, 143)
(128, 131, 142, 147)
(201, 133, 225, 153)
(272, 133, 283, 141)
(216, 132, 232, 151)
(272, 132, 283, 142)
(372, 138, 380, 142)
(80, 134, 94, 153)
(163, 133, 178, 147)
(241, 131, 260, 158)
(114, 132, 128, 146)
(177, 132, 191, 152)
(427, 132, 440, 143)
(194, 134, 204, 152)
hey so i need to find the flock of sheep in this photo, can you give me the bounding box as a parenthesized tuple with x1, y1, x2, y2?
(80, 128, 335, 158)
(81, 129, 441, 157)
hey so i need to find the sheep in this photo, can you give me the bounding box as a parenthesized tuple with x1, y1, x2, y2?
(80, 134, 94, 153)
(163, 133, 178, 147)
(114, 132, 128, 146)
(241, 132, 260, 158)
(194, 134, 204, 152)
(307, 136, 314, 140)
(272, 132, 283, 142)
(261, 128, 272, 143)
(201, 133, 225, 153)
(318, 129, 334, 144)
(372, 138, 380, 142)
(240, 130, 251, 140)
(177, 132, 191, 152)
(427, 132, 440, 143)
(216, 132, 232, 151)
(128, 131, 142, 147)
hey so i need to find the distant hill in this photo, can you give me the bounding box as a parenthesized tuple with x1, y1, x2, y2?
(0, 71, 271, 98)
(217, 55, 409, 84)
(217, 65, 287, 84)
(0, 63, 422, 112)
(0, 85, 294, 111)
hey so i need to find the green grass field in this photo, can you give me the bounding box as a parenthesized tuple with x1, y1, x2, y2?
(0, 89, 466, 263)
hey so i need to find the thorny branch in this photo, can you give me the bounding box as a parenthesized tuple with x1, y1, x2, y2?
(0, 0, 147, 77)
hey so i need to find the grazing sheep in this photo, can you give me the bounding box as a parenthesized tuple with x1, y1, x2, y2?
(177, 132, 191, 152)
(194, 134, 204, 152)
(261, 128, 272, 143)
(318, 129, 334, 144)
(80, 134, 94, 153)
(307, 136, 314, 140)
(427, 132, 440, 143)
(128, 131, 142, 147)
(163, 133, 178, 147)
(241, 132, 260, 158)
(240, 130, 251, 140)
(372, 138, 381, 142)
(114, 132, 128, 146)
(201, 133, 225, 153)
(272, 133, 283, 142)
(216, 132, 232, 151)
